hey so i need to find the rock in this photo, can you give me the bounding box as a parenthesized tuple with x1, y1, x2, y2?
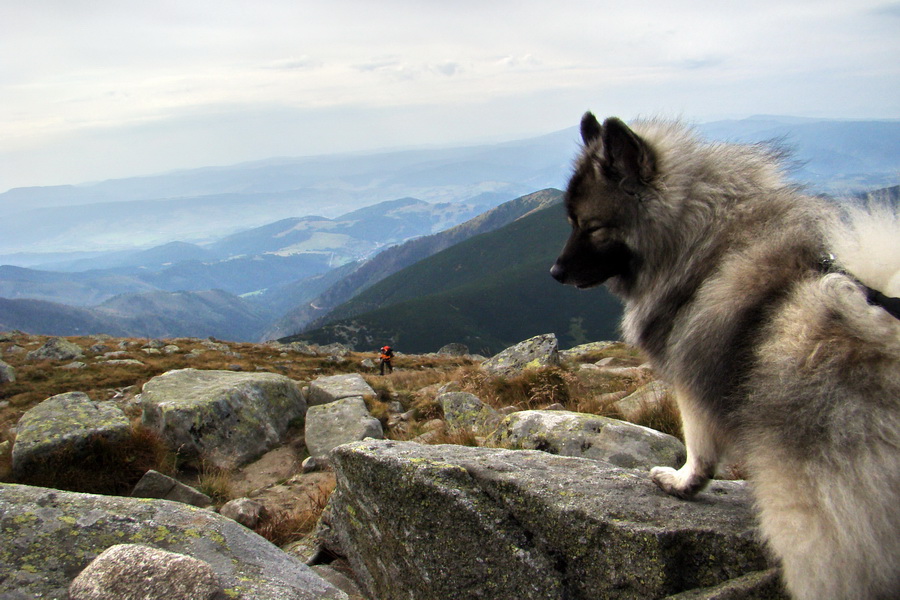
(437, 343, 469, 356)
(26, 337, 84, 361)
(328, 440, 770, 600)
(0, 482, 348, 600)
(307, 373, 376, 407)
(140, 369, 307, 470)
(288, 342, 320, 356)
(305, 397, 383, 459)
(88, 343, 110, 354)
(62, 361, 87, 370)
(360, 358, 376, 369)
(220, 498, 267, 529)
(489, 409, 685, 470)
(144, 339, 167, 349)
(614, 380, 673, 420)
(318, 343, 350, 357)
(663, 568, 787, 599)
(99, 359, 144, 366)
(12, 392, 131, 477)
(68, 544, 225, 600)
(312, 564, 366, 600)
(438, 392, 501, 435)
(558, 340, 617, 359)
(230, 446, 302, 497)
(302, 456, 331, 473)
(163, 344, 181, 354)
(131, 469, 212, 508)
(0, 359, 15, 383)
(481, 333, 560, 376)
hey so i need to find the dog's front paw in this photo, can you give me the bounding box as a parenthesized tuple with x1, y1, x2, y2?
(651, 466, 704, 500)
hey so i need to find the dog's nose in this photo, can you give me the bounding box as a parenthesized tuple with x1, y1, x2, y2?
(550, 263, 566, 283)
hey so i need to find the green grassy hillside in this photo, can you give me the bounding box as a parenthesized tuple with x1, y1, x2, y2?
(290, 202, 624, 355)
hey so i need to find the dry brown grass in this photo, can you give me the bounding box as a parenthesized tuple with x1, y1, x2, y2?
(627, 391, 683, 441)
(253, 478, 336, 547)
(195, 462, 234, 506)
(10, 425, 175, 495)
(457, 366, 580, 412)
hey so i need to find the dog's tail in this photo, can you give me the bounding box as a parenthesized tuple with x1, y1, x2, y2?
(829, 199, 900, 297)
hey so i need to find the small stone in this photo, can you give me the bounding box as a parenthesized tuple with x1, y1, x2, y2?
(220, 498, 267, 529)
(68, 544, 224, 600)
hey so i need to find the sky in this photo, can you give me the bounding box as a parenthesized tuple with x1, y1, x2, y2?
(1, 0, 898, 192)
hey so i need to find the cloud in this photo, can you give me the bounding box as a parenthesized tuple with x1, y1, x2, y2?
(264, 56, 321, 71)
(0, 0, 897, 191)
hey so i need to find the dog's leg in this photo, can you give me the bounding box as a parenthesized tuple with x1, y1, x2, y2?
(650, 387, 720, 499)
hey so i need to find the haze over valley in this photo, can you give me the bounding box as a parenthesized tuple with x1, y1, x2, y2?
(0, 116, 897, 349)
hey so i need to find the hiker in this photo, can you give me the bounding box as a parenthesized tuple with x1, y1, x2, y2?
(379, 345, 394, 375)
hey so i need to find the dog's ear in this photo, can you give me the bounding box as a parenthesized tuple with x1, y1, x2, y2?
(580, 112, 602, 146)
(601, 117, 656, 189)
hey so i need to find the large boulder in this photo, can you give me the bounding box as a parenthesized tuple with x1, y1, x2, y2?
(0, 359, 15, 383)
(0, 483, 348, 600)
(140, 369, 306, 470)
(307, 373, 376, 406)
(481, 333, 560, 376)
(12, 392, 131, 477)
(328, 440, 773, 600)
(26, 337, 84, 361)
(304, 397, 383, 459)
(489, 409, 686, 470)
(438, 392, 501, 435)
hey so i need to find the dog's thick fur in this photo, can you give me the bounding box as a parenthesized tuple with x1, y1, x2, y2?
(552, 113, 900, 600)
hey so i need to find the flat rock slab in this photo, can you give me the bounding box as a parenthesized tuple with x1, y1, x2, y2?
(307, 374, 376, 406)
(329, 440, 770, 600)
(0, 483, 348, 600)
(131, 470, 212, 508)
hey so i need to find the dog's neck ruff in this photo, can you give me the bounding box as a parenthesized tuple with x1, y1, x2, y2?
(818, 253, 900, 320)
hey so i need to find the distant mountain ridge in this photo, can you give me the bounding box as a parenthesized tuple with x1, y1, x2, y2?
(287, 201, 625, 355)
(3, 115, 898, 258)
(262, 188, 564, 340)
(0, 290, 268, 341)
(1, 116, 897, 343)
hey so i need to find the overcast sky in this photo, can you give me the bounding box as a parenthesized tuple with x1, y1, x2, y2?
(2, 0, 898, 192)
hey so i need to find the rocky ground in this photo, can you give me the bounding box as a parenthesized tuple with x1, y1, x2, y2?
(1, 330, 776, 600)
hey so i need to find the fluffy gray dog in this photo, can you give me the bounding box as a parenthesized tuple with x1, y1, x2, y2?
(552, 112, 900, 600)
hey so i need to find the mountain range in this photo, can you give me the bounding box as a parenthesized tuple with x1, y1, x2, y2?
(0, 115, 897, 347)
(286, 198, 624, 355)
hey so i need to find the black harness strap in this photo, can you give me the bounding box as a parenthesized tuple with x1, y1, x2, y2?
(819, 254, 900, 320)
(865, 287, 900, 320)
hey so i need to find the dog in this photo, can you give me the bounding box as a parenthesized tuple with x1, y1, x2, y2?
(551, 112, 900, 600)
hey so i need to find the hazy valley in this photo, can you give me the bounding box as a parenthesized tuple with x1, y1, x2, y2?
(1, 115, 898, 349)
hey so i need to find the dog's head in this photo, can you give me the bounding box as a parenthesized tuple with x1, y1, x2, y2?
(550, 113, 656, 290)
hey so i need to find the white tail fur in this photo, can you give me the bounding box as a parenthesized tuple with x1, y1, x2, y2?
(829, 200, 900, 297)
